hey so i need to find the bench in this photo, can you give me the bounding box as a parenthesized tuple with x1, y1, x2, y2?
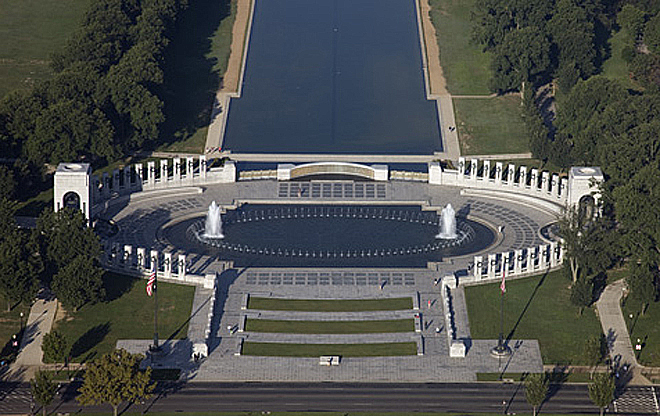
(319, 355, 340, 366)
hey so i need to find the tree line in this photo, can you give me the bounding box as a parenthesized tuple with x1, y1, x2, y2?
(0, 0, 188, 169)
(471, 0, 614, 95)
(473, 0, 660, 314)
(0, 199, 106, 313)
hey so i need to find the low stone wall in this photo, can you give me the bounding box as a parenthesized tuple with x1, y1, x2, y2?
(102, 243, 217, 289)
(470, 241, 562, 283)
(429, 159, 603, 210)
(91, 156, 236, 208)
(239, 169, 277, 180)
(390, 170, 428, 182)
(277, 162, 388, 181)
(429, 158, 568, 206)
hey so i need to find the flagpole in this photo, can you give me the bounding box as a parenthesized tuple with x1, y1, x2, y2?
(154, 263, 159, 351)
(151, 256, 160, 352)
(491, 257, 511, 358)
(499, 281, 504, 349)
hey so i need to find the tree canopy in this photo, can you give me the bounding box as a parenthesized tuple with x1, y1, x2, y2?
(36, 208, 105, 311)
(77, 349, 154, 416)
(524, 373, 549, 416)
(0, 198, 41, 311)
(31, 370, 59, 416)
(588, 372, 616, 416)
(472, 0, 606, 95)
(0, 0, 188, 166)
(42, 330, 69, 363)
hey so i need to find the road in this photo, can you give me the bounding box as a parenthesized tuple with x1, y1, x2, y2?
(0, 381, 592, 414)
(1, 381, 657, 414)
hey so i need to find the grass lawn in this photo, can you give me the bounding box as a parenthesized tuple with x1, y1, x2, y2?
(245, 319, 414, 334)
(242, 342, 417, 357)
(622, 298, 660, 367)
(428, 0, 491, 95)
(159, 0, 237, 154)
(247, 297, 413, 312)
(52, 272, 194, 363)
(465, 270, 602, 365)
(0, 0, 90, 97)
(601, 30, 637, 90)
(15, 187, 54, 217)
(454, 95, 529, 155)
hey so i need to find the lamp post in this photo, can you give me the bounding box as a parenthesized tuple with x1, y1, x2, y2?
(19, 312, 24, 332)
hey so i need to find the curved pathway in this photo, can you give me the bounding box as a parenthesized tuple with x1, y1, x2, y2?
(596, 280, 652, 385)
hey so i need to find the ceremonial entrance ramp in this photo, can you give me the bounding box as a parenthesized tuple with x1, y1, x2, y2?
(221, 0, 443, 156)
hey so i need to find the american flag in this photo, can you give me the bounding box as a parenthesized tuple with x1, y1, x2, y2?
(146, 264, 156, 296)
(500, 265, 506, 294)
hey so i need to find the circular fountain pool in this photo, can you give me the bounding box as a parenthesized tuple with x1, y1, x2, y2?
(162, 204, 496, 267)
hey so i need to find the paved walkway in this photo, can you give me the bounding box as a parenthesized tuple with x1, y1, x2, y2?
(3, 289, 58, 382)
(189, 267, 543, 382)
(596, 280, 652, 385)
(464, 153, 534, 161)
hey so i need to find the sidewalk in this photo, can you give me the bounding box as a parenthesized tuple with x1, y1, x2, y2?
(3, 289, 58, 382)
(596, 280, 652, 386)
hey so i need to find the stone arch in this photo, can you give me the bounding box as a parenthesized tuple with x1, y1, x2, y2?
(578, 194, 596, 221)
(63, 191, 81, 211)
(278, 162, 388, 181)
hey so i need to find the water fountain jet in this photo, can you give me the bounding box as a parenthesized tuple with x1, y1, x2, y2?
(204, 201, 224, 238)
(436, 203, 458, 239)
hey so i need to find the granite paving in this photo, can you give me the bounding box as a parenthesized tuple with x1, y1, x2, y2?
(104, 180, 552, 382)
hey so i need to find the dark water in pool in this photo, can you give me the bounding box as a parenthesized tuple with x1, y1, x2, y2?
(222, 0, 442, 155)
(163, 205, 494, 267)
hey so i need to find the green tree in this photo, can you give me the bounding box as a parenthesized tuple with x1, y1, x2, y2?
(489, 26, 551, 94)
(0, 88, 46, 163)
(589, 372, 616, 416)
(549, 0, 599, 91)
(571, 277, 593, 315)
(36, 208, 101, 271)
(628, 51, 660, 89)
(42, 330, 69, 363)
(28, 98, 115, 165)
(614, 165, 660, 281)
(51, 0, 140, 73)
(618, 4, 647, 40)
(558, 205, 588, 284)
(77, 349, 154, 416)
(584, 335, 607, 376)
(644, 12, 660, 54)
(554, 76, 628, 165)
(0, 200, 41, 310)
(471, 0, 554, 51)
(0, 165, 16, 200)
(52, 255, 105, 312)
(524, 373, 548, 416)
(31, 370, 59, 416)
(626, 263, 657, 316)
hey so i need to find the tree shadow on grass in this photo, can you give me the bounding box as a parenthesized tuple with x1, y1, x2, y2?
(159, 0, 231, 147)
(103, 272, 137, 302)
(70, 322, 111, 362)
(505, 270, 549, 343)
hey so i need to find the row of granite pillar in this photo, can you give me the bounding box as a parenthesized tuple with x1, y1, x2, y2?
(105, 244, 188, 281)
(457, 157, 568, 201)
(473, 242, 562, 280)
(92, 155, 209, 202)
